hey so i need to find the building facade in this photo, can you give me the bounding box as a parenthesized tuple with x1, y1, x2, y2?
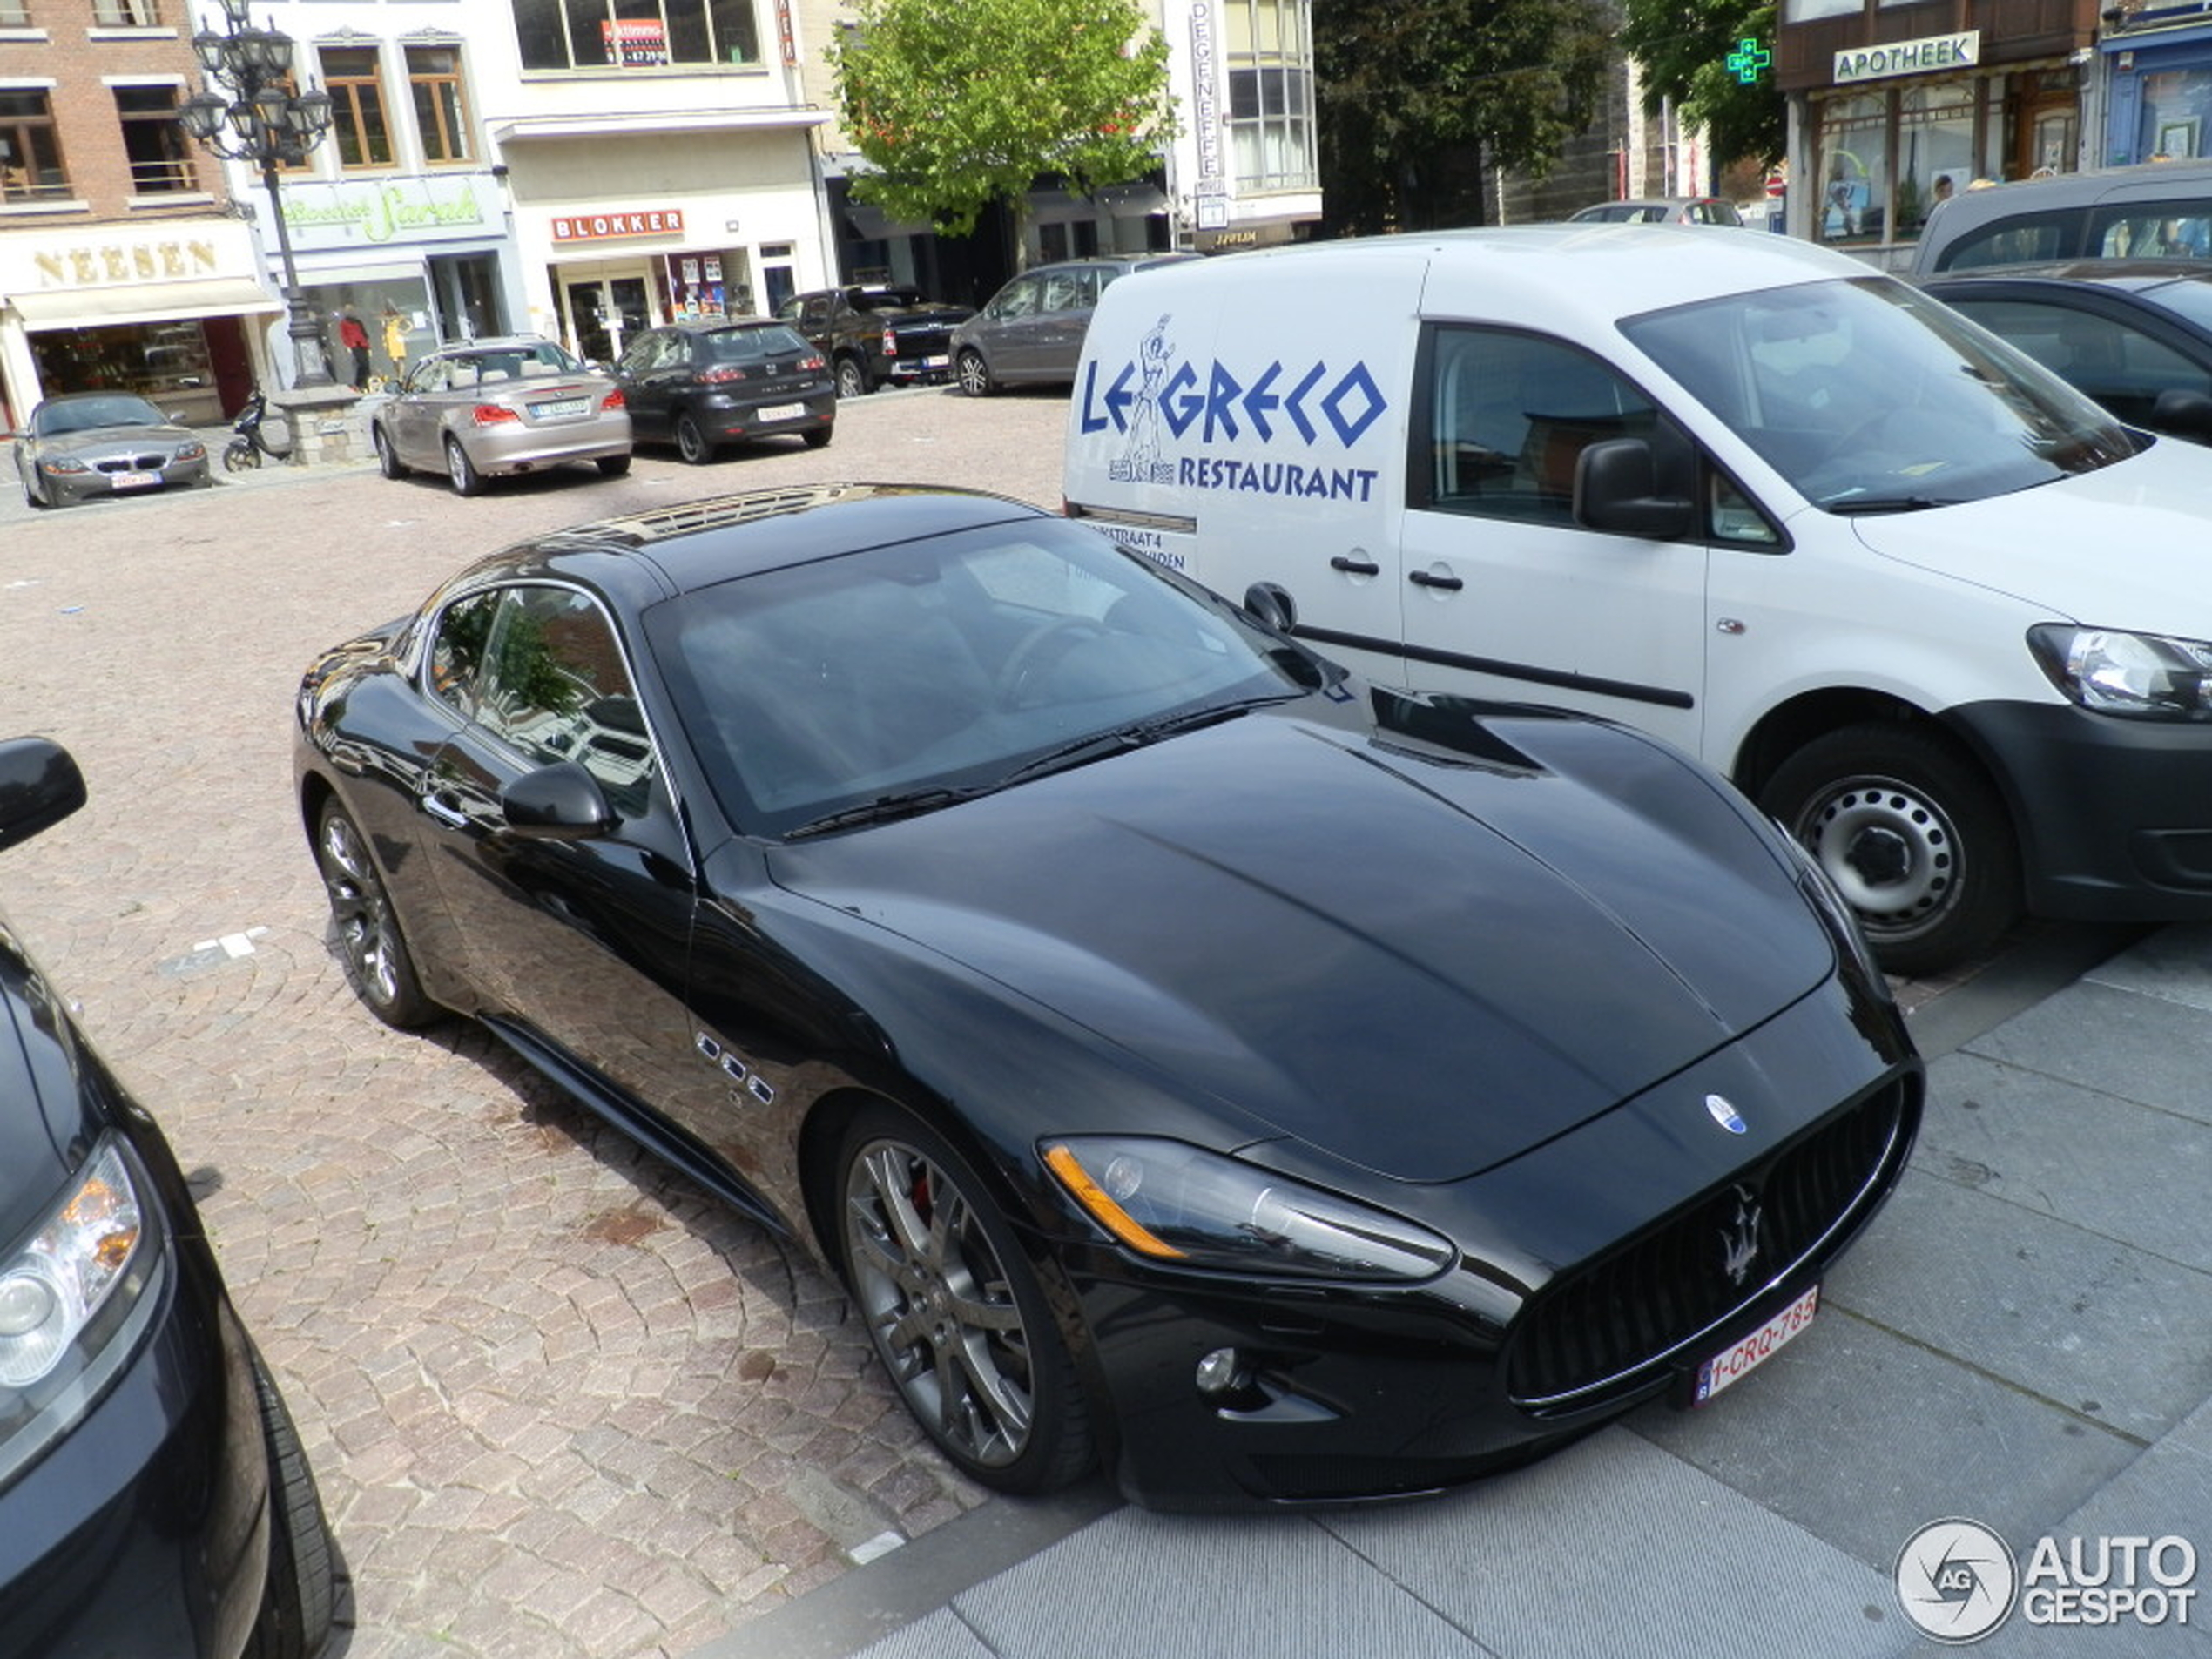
(1777, 0, 2102, 264)
(2101, 0, 2212, 168)
(0, 0, 268, 427)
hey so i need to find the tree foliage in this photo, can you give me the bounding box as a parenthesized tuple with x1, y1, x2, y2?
(830, 0, 1176, 252)
(1617, 0, 1784, 171)
(1314, 0, 1614, 234)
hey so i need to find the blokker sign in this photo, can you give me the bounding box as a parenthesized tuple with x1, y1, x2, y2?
(1834, 30, 1978, 85)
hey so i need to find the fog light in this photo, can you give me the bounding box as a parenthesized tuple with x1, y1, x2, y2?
(1195, 1347, 1240, 1396)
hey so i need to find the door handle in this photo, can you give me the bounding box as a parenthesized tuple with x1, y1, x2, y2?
(420, 792, 468, 827)
(1408, 570, 1465, 591)
(1330, 554, 1380, 577)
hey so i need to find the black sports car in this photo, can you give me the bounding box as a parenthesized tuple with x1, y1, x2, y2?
(292, 483, 1922, 1510)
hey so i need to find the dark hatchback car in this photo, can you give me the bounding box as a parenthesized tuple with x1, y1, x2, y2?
(612, 317, 833, 463)
(1920, 260, 2212, 442)
(0, 738, 333, 1658)
(292, 484, 1921, 1510)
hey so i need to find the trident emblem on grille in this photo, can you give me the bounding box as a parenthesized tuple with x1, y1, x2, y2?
(1719, 1184, 1764, 1288)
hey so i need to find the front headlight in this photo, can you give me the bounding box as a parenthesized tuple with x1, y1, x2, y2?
(37, 457, 91, 476)
(2028, 624, 2212, 719)
(0, 1139, 144, 1389)
(174, 442, 207, 462)
(1042, 1136, 1454, 1282)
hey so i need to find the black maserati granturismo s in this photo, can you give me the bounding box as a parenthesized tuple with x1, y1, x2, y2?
(293, 482, 1922, 1510)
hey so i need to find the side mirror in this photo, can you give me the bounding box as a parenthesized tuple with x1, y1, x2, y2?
(1575, 437, 1695, 539)
(503, 760, 612, 840)
(2150, 388, 2212, 440)
(1243, 581, 1298, 633)
(0, 738, 88, 854)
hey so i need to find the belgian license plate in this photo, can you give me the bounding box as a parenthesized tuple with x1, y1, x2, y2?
(1693, 1284, 1818, 1404)
(756, 401, 806, 421)
(921, 354, 949, 369)
(531, 397, 590, 418)
(111, 470, 159, 489)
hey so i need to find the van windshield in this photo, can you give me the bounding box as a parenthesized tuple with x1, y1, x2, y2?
(1622, 276, 2137, 512)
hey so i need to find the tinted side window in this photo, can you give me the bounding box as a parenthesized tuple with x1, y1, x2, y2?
(1423, 327, 1674, 528)
(990, 276, 1040, 319)
(1937, 209, 2080, 270)
(427, 590, 499, 720)
(1945, 295, 2205, 424)
(2092, 209, 2212, 258)
(475, 587, 658, 818)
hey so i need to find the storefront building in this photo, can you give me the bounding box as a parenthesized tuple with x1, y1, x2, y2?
(1777, 0, 2101, 265)
(2101, 3, 2212, 167)
(1161, 0, 1322, 253)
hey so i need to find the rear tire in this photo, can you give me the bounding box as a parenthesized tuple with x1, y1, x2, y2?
(802, 424, 833, 449)
(835, 357, 871, 399)
(1758, 722, 2021, 978)
(675, 412, 716, 465)
(241, 1350, 335, 1659)
(956, 349, 994, 398)
(444, 437, 483, 497)
(596, 453, 633, 476)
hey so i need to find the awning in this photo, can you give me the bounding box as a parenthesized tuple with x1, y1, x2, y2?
(6, 277, 285, 330)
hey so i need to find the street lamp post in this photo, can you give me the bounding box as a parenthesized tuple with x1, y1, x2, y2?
(178, 0, 335, 388)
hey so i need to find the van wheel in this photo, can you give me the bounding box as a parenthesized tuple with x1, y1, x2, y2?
(1758, 723, 2020, 978)
(956, 349, 995, 398)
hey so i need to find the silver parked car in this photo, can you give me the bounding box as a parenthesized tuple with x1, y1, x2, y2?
(369, 335, 632, 496)
(950, 255, 1197, 396)
(10, 392, 212, 509)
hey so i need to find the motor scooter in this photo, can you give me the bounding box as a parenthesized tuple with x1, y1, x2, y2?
(221, 389, 293, 471)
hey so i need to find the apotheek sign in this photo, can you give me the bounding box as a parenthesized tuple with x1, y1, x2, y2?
(1835, 30, 1978, 85)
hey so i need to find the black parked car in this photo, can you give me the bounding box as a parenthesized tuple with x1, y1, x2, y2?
(612, 318, 833, 463)
(0, 738, 333, 1658)
(1920, 260, 2212, 442)
(777, 286, 975, 399)
(293, 483, 1921, 1511)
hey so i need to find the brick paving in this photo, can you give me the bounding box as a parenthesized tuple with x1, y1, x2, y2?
(0, 388, 1069, 1659)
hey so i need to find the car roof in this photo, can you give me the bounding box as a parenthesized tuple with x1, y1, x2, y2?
(456, 484, 1053, 607)
(1920, 257, 2212, 290)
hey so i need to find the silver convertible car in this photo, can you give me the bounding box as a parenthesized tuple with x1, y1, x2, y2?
(368, 335, 632, 497)
(10, 393, 211, 509)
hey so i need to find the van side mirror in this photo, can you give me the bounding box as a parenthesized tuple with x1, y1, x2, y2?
(0, 737, 88, 854)
(2150, 388, 2212, 440)
(1243, 581, 1298, 633)
(1574, 437, 1695, 539)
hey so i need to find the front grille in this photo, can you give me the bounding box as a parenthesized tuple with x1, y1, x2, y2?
(1506, 1081, 1910, 1412)
(96, 453, 165, 473)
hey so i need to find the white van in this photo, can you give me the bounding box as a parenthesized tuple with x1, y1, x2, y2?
(1064, 226, 2212, 974)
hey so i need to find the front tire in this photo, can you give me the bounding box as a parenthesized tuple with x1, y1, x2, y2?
(1758, 722, 2021, 977)
(444, 437, 483, 497)
(223, 438, 260, 474)
(836, 1104, 1094, 1494)
(835, 357, 870, 400)
(675, 412, 717, 465)
(241, 1351, 336, 1659)
(373, 425, 405, 480)
(955, 349, 994, 398)
(314, 799, 440, 1028)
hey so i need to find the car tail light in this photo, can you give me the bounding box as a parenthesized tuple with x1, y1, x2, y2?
(600, 388, 627, 411)
(799, 353, 826, 372)
(697, 366, 748, 384)
(880, 327, 898, 358)
(470, 403, 519, 426)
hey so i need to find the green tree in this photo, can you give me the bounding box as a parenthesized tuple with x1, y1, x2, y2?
(1617, 0, 1784, 171)
(830, 0, 1176, 264)
(1314, 0, 1613, 235)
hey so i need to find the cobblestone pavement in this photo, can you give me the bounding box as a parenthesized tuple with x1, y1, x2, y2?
(0, 388, 1069, 1659)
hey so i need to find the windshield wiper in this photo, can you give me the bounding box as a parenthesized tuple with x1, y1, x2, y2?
(996, 693, 1302, 789)
(1823, 494, 1962, 515)
(782, 785, 991, 840)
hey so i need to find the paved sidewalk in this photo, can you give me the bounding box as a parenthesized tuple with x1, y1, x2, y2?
(702, 923, 2212, 1659)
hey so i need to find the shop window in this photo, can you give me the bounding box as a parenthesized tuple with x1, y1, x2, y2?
(115, 85, 196, 193)
(513, 0, 760, 72)
(1223, 0, 1317, 192)
(90, 0, 159, 23)
(1816, 92, 1889, 245)
(0, 89, 68, 202)
(320, 44, 394, 169)
(1895, 84, 1973, 239)
(2138, 70, 2210, 164)
(407, 44, 472, 164)
(1782, 0, 1858, 17)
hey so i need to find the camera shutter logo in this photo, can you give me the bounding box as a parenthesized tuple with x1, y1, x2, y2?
(1897, 1517, 2020, 1643)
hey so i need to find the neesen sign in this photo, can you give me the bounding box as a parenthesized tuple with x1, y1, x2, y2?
(553, 210, 686, 243)
(1834, 30, 1978, 85)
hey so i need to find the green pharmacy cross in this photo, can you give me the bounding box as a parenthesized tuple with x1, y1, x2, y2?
(1728, 37, 1771, 84)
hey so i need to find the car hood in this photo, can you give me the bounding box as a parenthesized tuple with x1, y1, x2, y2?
(0, 921, 99, 1244)
(1849, 440, 2212, 629)
(765, 710, 1831, 1182)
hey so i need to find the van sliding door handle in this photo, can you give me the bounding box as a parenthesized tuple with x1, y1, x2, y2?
(1408, 570, 1464, 591)
(1329, 554, 1380, 577)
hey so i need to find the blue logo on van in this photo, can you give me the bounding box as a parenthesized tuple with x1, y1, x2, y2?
(1079, 314, 1388, 453)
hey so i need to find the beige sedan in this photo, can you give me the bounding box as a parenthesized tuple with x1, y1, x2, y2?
(369, 335, 632, 496)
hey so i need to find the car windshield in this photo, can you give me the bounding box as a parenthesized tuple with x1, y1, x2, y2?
(701, 326, 813, 363)
(851, 288, 928, 310)
(37, 396, 166, 435)
(1622, 275, 2137, 510)
(2136, 274, 2212, 333)
(448, 341, 587, 384)
(648, 516, 1318, 838)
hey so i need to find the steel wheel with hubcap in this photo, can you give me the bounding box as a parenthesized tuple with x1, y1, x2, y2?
(955, 349, 994, 398)
(314, 799, 439, 1028)
(1759, 722, 2020, 978)
(837, 1105, 1092, 1494)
